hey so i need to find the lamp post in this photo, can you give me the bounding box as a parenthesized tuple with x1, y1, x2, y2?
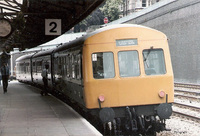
(123, 0, 128, 16)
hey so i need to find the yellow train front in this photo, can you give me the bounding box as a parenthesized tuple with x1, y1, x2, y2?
(82, 24, 174, 135)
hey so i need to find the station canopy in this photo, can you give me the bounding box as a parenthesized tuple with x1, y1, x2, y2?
(0, 0, 105, 52)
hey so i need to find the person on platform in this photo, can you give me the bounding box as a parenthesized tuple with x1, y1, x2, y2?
(41, 64, 49, 96)
(0, 63, 10, 93)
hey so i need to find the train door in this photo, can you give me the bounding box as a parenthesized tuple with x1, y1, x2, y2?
(52, 53, 63, 92)
(34, 59, 43, 85)
(51, 52, 58, 90)
(52, 49, 83, 99)
(24, 60, 30, 81)
(42, 58, 52, 89)
(17, 62, 25, 81)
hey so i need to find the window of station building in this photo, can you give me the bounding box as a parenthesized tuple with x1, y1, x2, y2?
(92, 52, 115, 79)
(142, 0, 146, 7)
(118, 51, 140, 77)
(143, 49, 166, 75)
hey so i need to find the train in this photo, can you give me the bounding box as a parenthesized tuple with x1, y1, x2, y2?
(16, 24, 174, 135)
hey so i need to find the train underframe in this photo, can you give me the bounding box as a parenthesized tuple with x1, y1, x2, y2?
(90, 103, 172, 136)
(43, 86, 173, 135)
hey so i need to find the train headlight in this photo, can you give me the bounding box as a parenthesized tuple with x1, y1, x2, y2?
(98, 95, 105, 102)
(158, 90, 165, 98)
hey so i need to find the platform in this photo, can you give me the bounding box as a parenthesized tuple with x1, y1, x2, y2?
(0, 81, 102, 136)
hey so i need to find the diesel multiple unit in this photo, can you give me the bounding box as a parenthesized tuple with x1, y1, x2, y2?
(16, 24, 174, 135)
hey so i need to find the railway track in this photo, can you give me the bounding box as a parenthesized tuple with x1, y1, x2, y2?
(174, 88, 200, 102)
(173, 83, 200, 123)
(173, 102, 200, 112)
(175, 89, 200, 96)
(174, 83, 200, 90)
(174, 93, 200, 102)
(173, 103, 200, 123)
(172, 111, 200, 123)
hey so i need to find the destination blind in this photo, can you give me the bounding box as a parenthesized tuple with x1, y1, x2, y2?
(116, 39, 138, 46)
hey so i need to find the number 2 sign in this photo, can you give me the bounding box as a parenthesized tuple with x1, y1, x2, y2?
(45, 19, 61, 35)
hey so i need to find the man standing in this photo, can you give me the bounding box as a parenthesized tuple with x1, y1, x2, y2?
(41, 64, 49, 96)
(0, 63, 10, 93)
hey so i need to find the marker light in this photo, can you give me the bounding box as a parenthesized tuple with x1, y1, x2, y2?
(158, 91, 165, 98)
(98, 95, 105, 102)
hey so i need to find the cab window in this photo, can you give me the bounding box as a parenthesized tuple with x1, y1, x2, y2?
(118, 51, 140, 77)
(143, 49, 166, 75)
(92, 52, 115, 79)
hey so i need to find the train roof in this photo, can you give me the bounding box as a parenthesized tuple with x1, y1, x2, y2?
(16, 53, 35, 62)
(54, 24, 165, 52)
(16, 24, 165, 60)
(32, 48, 55, 58)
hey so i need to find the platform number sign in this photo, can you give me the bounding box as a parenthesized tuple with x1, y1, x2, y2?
(45, 19, 61, 35)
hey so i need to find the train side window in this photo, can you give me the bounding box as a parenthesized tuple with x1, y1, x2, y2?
(118, 51, 140, 77)
(143, 49, 166, 75)
(72, 54, 82, 80)
(77, 54, 82, 79)
(54, 57, 58, 75)
(25, 63, 29, 73)
(92, 52, 115, 79)
(36, 60, 42, 73)
(72, 55, 75, 79)
(20, 63, 24, 74)
(61, 57, 66, 76)
(66, 55, 70, 78)
(43, 61, 50, 73)
(32, 61, 36, 72)
(58, 57, 62, 75)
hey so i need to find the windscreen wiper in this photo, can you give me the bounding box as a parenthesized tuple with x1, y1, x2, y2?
(143, 46, 153, 68)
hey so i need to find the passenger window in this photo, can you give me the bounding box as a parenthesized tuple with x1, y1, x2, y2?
(118, 51, 140, 77)
(32, 62, 36, 72)
(58, 57, 62, 75)
(36, 61, 42, 73)
(92, 52, 115, 79)
(25, 63, 29, 73)
(66, 55, 70, 78)
(72, 55, 75, 79)
(20, 63, 24, 74)
(75, 54, 82, 80)
(143, 49, 166, 75)
(54, 57, 58, 75)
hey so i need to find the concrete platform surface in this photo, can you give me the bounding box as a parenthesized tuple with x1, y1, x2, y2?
(0, 81, 102, 136)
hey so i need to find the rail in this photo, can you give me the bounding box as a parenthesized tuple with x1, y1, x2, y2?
(173, 102, 200, 112)
(172, 111, 200, 123)
(173, 83, 200, 123)
(174, 83, 200, 90)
